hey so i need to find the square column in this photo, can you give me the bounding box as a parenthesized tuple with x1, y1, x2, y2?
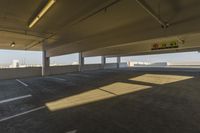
(79, 52, 84, 71)
(117, 56, 121, 68)
(101, 56, 106, 69)
(42, 43, 50, 76)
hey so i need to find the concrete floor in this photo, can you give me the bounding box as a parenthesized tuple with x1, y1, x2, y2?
(0, 68, 200, 133)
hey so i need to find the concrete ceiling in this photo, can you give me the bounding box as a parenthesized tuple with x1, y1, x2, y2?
(1, 0, 200, 57)
(83, 33, 200, 57)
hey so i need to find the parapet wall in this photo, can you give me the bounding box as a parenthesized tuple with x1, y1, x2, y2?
(0, 63, 120, 80)
(82, 64, 102, 71)
(1, 63, 199, 80)
(0, 67, 42, 80)
(104, 63, 118, 69)
(48, 65, 79, 75)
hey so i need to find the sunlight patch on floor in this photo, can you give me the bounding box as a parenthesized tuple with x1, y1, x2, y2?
(100, 82, 150, 95)
(130, 74, 193, 85)
(46, 82, 151, 111)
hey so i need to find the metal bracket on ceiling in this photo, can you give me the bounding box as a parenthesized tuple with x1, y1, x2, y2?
(135, 0, 169, 29)
(76, 0, 121, 24)
(0, 27, 49, 38)
(26, 0, 121, 50)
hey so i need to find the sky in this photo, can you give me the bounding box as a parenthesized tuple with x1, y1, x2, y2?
(122, 51, 200, 64)
(0, 49, 200, 66)
(0, 50, 42, 65)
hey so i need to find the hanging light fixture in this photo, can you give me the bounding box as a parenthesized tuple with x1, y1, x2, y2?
(10, 42, 16, 47)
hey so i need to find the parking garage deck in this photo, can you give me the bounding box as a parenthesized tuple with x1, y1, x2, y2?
(0, 68, 200, 133)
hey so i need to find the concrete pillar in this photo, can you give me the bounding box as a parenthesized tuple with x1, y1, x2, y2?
(79, 52, 84, 71)
(101, 56, 106, 69)
(117, 56, 121, 68)
(42, 44, 50, 76)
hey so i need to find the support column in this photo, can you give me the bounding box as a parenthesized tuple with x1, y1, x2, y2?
(101, 56, 106, 69)
(79, 52, 84, 71)
(42, 44, 50, 76)
(117, 56, 121, 68)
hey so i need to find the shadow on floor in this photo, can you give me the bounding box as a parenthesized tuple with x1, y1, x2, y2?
(1, 69, 200, 133)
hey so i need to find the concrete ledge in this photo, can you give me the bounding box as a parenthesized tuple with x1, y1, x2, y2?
(104, 63, 118, 69)
(0, 63, 127, 80)
(49, 65, 79, 75)
(132, 66, 200, 72)
(81, 64, 102, 71)
(0, 67, 42, 80)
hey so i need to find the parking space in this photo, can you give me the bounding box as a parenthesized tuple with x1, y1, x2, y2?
(0, 68, 200, 133)
(0, 80, 30, 101)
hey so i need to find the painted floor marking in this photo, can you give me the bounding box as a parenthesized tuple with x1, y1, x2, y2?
(47, 77, 66, 81)
(66, 130, 77, 133)
(0, 94, 32, 104)
(0, 106, 46, 122)
(16, 79, 28, 87)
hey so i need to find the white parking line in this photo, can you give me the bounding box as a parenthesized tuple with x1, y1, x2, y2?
(47, 77, 66, 81)
(16, 79, 28, 87)
(0, 106, 46, 122)
(0, 94, 32, 104)
(66, 130, 77, 133)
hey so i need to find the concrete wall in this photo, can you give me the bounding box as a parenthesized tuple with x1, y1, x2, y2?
(82, 64, 102, 71)
(132, 66, 200, 72)
(0, 67, 42, 80)
(48, 65, 79, 75)
(82, 63, 127, 70)
(0, 63, 127, 80)
(104, 63, 118, 69)
(120, 62, 128, 68)
(1, 64, 200, 80)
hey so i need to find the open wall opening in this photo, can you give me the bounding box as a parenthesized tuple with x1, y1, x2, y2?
(0, 49, 42, 69)
(50, 53, 79, 66)
(106, 57, 117, 63)
(121, 51, 200, 67)
(84, 56, 101, 64)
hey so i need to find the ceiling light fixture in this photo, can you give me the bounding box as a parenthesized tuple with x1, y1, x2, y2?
(28, 0, 56, 28)
(10, 42, 16, 47)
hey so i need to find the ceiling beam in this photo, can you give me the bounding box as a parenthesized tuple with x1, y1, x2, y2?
(135, 0, 168, 28)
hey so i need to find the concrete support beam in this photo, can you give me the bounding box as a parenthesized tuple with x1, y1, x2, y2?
(42, 43, 50, 76)
(101, 56, 106, 69)
(79, 52, 84, 71)
(117, 56, 121, 68)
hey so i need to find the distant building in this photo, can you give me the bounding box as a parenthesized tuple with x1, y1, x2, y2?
(72, 62, 79, 65)
(9, 60, 20, 68)
(150, 62, 169, 66)
(127, 61, 169, 67)
(128, 61, 151, 67)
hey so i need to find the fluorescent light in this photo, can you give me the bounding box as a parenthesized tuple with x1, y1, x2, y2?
(29, 17, 39, 28)
(29, 0, 56, 28)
